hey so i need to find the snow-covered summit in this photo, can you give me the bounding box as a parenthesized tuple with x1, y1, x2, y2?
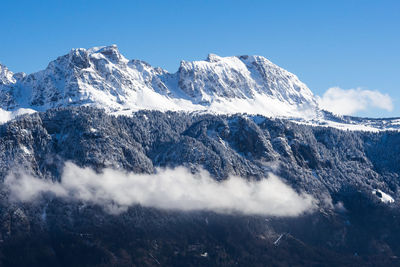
(178, 54, 316, 110)
(0, 45, 320, 119)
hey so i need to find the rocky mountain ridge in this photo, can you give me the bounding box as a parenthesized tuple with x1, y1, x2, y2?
(2, 45, 400, 131)
(0, 45, 318, 118)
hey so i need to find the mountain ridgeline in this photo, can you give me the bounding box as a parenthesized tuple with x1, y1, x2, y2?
(0, 45, 318, 117)
(0, 46, 400, 266)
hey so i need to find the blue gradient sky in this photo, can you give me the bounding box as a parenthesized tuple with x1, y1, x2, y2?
(1, 0, 399, 117)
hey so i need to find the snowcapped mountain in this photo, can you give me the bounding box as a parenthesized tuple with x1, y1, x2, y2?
(2, 46, 400, 266)
(0, 45, 319, 118)
(1, 45, 399, 130)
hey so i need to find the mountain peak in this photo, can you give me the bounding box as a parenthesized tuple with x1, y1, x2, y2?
(206, 53, 223, 63)
(87, 44, 118, 53)
(0, 64, 15, 85)
(89, 44, 125, 63)
(65, 44, 126, 69)
(177, 53, 316, 110)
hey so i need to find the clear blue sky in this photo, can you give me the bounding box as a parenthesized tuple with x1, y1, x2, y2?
(1, 0, 399, 117)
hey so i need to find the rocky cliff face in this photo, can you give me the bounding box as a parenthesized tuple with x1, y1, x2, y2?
(0, 64, 16, 85)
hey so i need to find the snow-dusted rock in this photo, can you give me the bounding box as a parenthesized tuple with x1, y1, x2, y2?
(0, 64, 16, 85)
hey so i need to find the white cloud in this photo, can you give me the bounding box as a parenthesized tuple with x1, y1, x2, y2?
(317, 87, 394, 116)
(5, 162, 316, 217)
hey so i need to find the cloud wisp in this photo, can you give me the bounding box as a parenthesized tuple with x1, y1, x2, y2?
(317, 87, 393, 116)
(5, 162, 316, 216)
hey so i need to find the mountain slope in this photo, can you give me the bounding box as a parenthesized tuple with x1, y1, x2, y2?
(1, 107, 400, 266)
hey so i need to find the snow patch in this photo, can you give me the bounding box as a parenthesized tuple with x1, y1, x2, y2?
(373, 189, 395, 203)
(0, 108, 36, 124)
(200, 252, 208, 257)
(20, 146, 31, 155)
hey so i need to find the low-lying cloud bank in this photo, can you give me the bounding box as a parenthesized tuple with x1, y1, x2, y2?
(317, 87, 393, 116)
(5, 162, 316, 216)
